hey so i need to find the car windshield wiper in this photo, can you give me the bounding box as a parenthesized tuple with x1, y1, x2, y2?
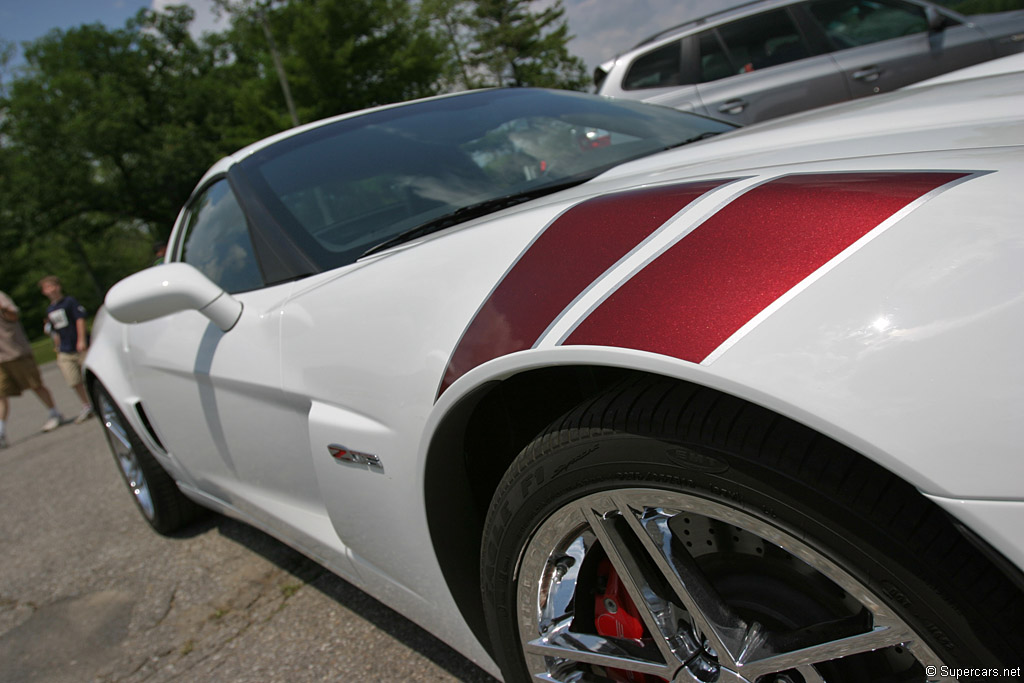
(360, 176, 592, 259)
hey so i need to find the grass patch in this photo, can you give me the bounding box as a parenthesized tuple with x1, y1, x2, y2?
(31, 338, 56, 366)
(280, 583, 302, 599)
(28, 315, 92, 365)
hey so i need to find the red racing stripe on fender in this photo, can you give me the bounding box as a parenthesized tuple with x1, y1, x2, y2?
(564, 172, 969, 363)
(438, 179, 732, 396)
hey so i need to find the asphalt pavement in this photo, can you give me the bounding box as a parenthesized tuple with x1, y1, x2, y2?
(0, 362, 498, 683)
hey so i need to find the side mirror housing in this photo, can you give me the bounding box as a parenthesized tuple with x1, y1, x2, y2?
(926, 7, 948, 31)
(105, 263, 243, 332)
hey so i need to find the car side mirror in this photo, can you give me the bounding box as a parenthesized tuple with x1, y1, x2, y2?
(104, 263, 243, 332)
(926, 7, 947, 31)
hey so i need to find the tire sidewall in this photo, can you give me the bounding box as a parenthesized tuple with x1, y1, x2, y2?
(90, 381, 189, 534)
(482, 432, 1005, 680)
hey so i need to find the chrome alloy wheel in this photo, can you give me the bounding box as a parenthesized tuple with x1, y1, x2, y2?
(516, 488, 952, 683)
(97, 393, 156, 521)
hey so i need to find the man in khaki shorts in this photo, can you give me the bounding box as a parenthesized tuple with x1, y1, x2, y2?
(0, 290, 65, 448)
(39, 276, 94, 424)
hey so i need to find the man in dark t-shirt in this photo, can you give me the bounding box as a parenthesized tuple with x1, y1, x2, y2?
(39, 276, 93, 424)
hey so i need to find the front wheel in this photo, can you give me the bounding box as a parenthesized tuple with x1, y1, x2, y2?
(91, 381, 203, 534)
(480, 379, 1023, 682)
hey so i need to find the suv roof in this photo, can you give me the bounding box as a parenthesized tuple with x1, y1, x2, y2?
(595, 0, 1024, 125)
(631, 0, 794, 49)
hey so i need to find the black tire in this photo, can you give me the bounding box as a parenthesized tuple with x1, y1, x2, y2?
(91, 382, 204, 534)
(481, 377, 1024, 682)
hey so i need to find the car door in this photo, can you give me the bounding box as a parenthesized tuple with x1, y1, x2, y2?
(805, 0, 995, 97)
(691, 8, 850, 124)
(614, 38, 705, 114)
(127, 178, 327, 534)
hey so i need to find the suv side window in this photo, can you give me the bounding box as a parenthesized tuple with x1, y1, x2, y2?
(699, 31, 733, 82)
(711, 9, 811, 76)
(624, 40, 686, 90)
(808, 0, 930, 49)
(178, 179, 264, 294)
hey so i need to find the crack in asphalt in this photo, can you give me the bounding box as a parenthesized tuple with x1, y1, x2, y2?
(105, 563, 315, 683)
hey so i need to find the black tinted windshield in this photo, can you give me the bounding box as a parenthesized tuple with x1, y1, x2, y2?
(236, 88, 734, 270)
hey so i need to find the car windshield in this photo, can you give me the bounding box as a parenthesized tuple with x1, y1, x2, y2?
(236, 88, 735, 269)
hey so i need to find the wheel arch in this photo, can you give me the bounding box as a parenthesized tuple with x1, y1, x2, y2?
(422, 362, 1024, 660)
(82, 313, 171, 463)
(424, 364, 630, 655)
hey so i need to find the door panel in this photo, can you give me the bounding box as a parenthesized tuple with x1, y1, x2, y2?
(693, 9, 849, 124)
(124, 176, 344, 566)
(640, 83, 703, 113)
(127, 285, 322, 520)
(832, 28, 992, 96)
(808, 0, 995, 97)
(696, 55, 849, 123)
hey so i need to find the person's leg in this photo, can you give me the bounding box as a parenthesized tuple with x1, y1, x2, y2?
(35, 384, 64, 430)
(19, 356, 63, 431)
(31, 384, 57, 410)
(0, 395, 8, 447)
(35, 382, 64, 430)
(61, 353, 94, 423)
(1, 365, 15, 446)
(72, 382, 93, 422)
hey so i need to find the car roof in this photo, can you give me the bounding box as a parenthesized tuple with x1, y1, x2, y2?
(194, 88, 491, 189)
(627, 0, 957, 52)
(630, 0, 802, 49)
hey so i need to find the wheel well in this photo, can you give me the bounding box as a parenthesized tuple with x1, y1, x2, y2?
(424, 365, 629, 654)
(424, 366, 1024, 660)
(83, 369, 97, 397)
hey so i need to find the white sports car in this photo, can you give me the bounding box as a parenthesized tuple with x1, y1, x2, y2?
(86, 67, 1023, 682)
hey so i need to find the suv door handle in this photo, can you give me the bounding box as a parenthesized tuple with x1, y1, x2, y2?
(718, 99, 747, 115)
(852, 66, 881, 82)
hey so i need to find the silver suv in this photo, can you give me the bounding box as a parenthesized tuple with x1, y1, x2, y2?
(596, 0, 1024, 124)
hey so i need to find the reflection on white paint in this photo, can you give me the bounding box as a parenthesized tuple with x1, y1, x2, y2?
(871, 316, 893, 333)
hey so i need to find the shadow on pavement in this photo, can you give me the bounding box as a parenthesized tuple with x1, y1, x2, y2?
(189, 512, 499, 682)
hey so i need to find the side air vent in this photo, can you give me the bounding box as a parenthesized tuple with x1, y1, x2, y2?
(134, 402, 166, 452)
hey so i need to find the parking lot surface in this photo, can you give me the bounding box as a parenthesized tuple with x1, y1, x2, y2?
(0, 363, 498, 683)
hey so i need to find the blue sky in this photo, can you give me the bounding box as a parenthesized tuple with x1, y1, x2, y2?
(1, 0, 152, 46)
(0, 0, 726, 72)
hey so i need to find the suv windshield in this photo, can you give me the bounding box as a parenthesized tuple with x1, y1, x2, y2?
(236, 88, 734, 270)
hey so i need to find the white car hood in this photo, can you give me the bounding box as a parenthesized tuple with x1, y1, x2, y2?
(599, 70, 1024, 185)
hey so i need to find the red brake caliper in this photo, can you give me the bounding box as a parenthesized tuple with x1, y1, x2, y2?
(594, 559, 656, 683)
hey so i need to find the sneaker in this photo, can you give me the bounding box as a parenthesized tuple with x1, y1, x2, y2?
(75, 406, 95, 424)
(42, 415, 62, 432)
(0, 434, 7, 449)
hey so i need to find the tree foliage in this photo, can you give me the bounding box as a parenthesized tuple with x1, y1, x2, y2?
(468, 0, 587, 89)
(1, 8, 240, 323)
(242, 0, 448, 122)
(0, 0, 588, 337)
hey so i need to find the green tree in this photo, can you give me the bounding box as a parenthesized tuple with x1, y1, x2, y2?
(421, 0, 478, 90)
(217, 0, 448, 123)
(0, 7, 241, 301)
(212, 0, 301, 127)
(0, 0, 590, 320)
(468, 0, 587, 90)
(0, 38, 15, 99)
